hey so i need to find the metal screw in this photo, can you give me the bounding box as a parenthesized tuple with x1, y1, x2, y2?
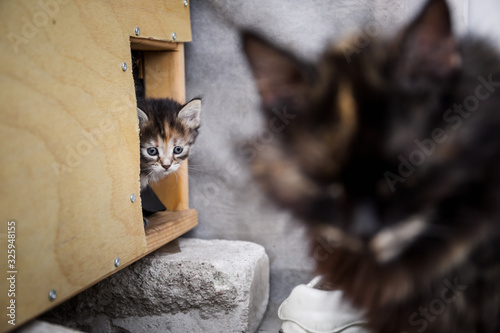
(114, 257, 121, 267)
(172, 32, 177, 41)
(48, 289, 57, 301)
(183, 0, 188, 6)
(135, 27, 140, 36)
(130, 193, 136, 203)
(121, 62, 127, 71)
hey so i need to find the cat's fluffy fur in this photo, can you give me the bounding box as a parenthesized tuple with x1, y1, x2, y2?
(242, 0, 500, 332)
(137, 98, 201, 190)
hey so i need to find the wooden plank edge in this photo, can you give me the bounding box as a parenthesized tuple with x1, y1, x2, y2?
(145, 209, 198, 254)
(130, 37, 180, 51)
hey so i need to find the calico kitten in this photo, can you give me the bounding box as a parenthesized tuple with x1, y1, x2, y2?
(242, 0, 500, 332)
(137, 97, 201, 208)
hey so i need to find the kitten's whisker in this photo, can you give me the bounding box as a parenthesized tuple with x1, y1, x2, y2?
(176, 168, 188, 176)
(187, 168, 213, 174)
(171, 170, 180, 186)
(186, 161, 211, 166)
(187, 166, 205, 170)
(186, 164, 211, 167)
(177, 171, 206, 187)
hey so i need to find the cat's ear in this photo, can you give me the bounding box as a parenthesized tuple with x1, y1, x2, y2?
(398, 0, 461, 83)
(178, 98, 201, 129)
(242, 31, 314, 113)
(137, 107, 148, 125)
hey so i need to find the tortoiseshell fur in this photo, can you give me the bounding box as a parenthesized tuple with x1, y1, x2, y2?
(242, 0, 500, 332)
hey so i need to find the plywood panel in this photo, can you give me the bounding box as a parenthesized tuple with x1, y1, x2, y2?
(144, 45, 191, 211)
(0, 0, 192, 330)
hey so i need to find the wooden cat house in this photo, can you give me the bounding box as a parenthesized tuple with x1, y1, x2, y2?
(0, 1, 197, 330)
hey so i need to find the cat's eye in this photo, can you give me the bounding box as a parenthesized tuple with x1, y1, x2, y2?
(147, 147, 158, 156)
(173, 146, 183, 154)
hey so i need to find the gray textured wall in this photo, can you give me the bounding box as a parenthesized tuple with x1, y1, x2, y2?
(183, 0, 499, 285)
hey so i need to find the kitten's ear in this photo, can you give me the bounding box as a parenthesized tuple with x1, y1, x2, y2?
(398, 0, 461, 83)
(242, 31, 313, 113)
(137, 107, 148, 125)
(178, 98, 201, 129)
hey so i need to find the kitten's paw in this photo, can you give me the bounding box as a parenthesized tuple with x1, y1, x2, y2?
(143, 217, 149, 228)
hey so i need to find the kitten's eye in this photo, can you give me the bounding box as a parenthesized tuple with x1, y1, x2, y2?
(147, 147, 158, 156)
(173, 146, 183, 154)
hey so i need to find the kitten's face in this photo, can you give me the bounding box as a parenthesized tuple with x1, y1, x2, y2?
(243, 0, 493, 277)
(139, 133, 188, 183)
(137, 98, 201, 189)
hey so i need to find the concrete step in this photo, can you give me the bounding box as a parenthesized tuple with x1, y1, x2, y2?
(17, 320, 83, 333)
(44, 238, 269, 333)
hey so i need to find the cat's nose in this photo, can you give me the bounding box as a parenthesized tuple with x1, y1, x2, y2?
(162, 164, 171, 170)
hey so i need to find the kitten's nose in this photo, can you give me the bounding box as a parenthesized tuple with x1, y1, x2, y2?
(162, 164, 171, 170)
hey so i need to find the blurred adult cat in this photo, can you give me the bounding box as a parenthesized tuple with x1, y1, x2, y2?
(242, 0, 500, 331)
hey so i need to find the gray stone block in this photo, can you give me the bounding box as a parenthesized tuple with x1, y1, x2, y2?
(17, 320, 83, 333)
(44, 238, 269, 333)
